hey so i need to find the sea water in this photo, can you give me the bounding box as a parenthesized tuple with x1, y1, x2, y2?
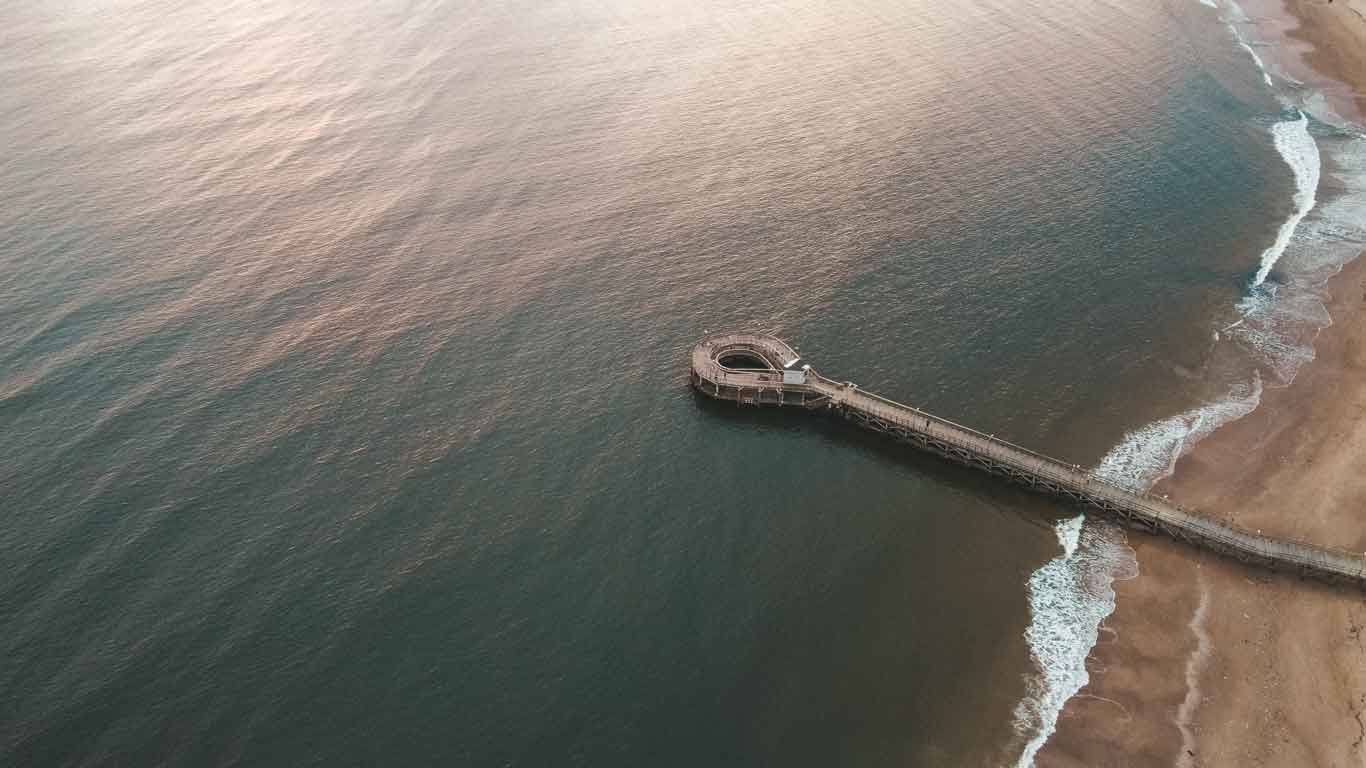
(1, 0, 1356, 765)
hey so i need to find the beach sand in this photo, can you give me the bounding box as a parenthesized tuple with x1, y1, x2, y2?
(1041, 257, 1366, 767)
(1039, 3, 1366, 765)
(1286, 0, 1366, 120)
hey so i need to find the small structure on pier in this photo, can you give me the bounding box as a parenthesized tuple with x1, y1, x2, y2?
(690, 332, 1366, 590)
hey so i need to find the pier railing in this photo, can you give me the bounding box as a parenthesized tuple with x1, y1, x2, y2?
(809, 372, 1085, 478)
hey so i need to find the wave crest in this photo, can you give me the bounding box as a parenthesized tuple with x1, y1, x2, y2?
(1254, 111, 1321, 286)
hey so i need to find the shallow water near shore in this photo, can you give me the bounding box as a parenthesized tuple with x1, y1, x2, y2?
(0, 0, 1343, 765)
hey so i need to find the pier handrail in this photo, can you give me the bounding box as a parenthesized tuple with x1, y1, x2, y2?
(832, 378, 1366, 566)
(809, 371, 1086, 477)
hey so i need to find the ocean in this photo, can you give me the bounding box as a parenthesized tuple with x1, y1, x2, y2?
(2, 0, 1362, 765)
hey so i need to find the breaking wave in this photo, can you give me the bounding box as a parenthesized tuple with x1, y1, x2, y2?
(1009, 371, 1260, 767)
(1254, 111, 1321, 287)
(1012, 516, 1136, 768)
(1094, 376, 1263, 493)
(1012, 8, 1366, 761)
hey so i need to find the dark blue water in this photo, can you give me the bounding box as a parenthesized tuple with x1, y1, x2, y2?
(4, 0, 1346, 765)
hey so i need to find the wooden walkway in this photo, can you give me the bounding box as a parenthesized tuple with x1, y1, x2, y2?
(690, 333, 1366, 589)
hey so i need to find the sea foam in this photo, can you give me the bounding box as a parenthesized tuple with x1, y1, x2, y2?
(1009, 377, 1257, 767)
(1253, 112, 1321, 286)
(1239, 41, 1274, 88)
(1095, 376, 1263, 492)
(1014, 4, 1362, 766)
(1012, 516, 1135, 768)
(1221, 0, 1276, 87)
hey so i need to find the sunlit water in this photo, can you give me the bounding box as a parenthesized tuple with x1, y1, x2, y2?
(2, 0, 1358, 765)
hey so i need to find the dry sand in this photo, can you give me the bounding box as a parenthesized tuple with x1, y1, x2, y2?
(1038, 3, 1366, 765)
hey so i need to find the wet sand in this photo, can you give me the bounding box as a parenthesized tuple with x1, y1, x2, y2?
(1286, 0, 1366, 120)
(1042, 256, 1366, 767)
(1040, 3, 1366, 765)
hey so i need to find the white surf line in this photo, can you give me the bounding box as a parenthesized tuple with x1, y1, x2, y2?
(1092, 376, 1262, 494)
(1012, 516, 1092, 768)
(1174, 571, 1212, 768)
(1011, 376, 1260, 767)
(1239, 39, 1274, 88)
(1012, 518, 1134, 768)
(1220, 0, 1277, 88)
(1012, 6, 1314, 764)
(1254, 111, 1322, 286)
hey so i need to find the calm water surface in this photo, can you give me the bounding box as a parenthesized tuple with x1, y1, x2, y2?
(0, 0, 1320, 765)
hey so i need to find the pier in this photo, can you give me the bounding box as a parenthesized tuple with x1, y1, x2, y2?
(690, 333, 1366, 589)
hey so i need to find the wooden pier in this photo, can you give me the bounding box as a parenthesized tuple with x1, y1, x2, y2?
(690, 333, 1366, 589)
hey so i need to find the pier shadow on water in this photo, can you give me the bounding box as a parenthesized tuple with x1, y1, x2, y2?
(689, 387, 1071, 538)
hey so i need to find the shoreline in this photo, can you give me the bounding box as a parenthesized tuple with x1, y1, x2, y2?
(1041, 252, 1366, 767)
(1284, 0, 1366, 122)
(1039, 1, 1366, 765)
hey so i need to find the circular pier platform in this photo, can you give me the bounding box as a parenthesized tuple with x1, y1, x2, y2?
(689, 333, 814, 407)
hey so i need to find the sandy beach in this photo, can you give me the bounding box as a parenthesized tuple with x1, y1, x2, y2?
(1040, 3, 1366, 765)
(1286, 0, 1366, 120)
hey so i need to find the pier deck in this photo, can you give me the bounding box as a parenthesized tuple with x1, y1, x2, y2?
(690, 333, 1366, 589)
